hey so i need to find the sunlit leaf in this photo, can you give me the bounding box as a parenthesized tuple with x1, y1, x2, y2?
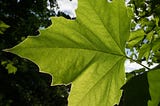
(127, 29, 145, 48)
(6, 0, 130, 105)
(146, 31, 154, 43)
(138, 44, 151, 61)
(152, 39, 160, 52)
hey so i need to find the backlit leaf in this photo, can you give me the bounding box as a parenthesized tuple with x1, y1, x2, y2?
(138, 44, 151, 61)
(6, 0, 130, 105)
(127, 29, 145, 48)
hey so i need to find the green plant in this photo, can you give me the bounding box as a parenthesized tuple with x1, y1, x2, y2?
(3, 0, 160, 106)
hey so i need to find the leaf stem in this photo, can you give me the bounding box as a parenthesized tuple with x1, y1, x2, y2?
(125, 56, 150, 70)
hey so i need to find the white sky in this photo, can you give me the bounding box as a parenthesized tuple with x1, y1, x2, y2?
(125, 60, 158, 72)
(57, 0, 77, 18)
(57, 0, 158, 72)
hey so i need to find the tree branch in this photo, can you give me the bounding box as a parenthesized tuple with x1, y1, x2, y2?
(126, 56, 151, 70)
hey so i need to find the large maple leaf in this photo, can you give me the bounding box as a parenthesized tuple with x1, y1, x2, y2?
(6, 0, 130, 105)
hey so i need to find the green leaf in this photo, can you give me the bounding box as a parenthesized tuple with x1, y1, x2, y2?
(146, 31, 154, 43)
(1, 60, 17, 74)
(0, 20, 10, 34)
(152, 39, 160, 52)
(120, 72, 151, 106)
(155, 16, 159, 26)
(6, 0, 130, 105)
(148, 69, 160, 106)
(6, 63, 17, 74)
(120, 68, 160, 106)
(127, 29, 145, 48)
(138, 44, 151, 61)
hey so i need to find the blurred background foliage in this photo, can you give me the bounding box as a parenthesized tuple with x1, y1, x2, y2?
(126, 0, 160, 66)
(0, 0, 71, 105)
(118, 0, 160, 106)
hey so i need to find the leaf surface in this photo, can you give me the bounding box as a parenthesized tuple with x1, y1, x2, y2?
(138, 44, 151, 61)
(127, 29, 145, 48)
(7, 0, 130, 105)
(148, 69, 160, 106)
(120, 72, 151, 106)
